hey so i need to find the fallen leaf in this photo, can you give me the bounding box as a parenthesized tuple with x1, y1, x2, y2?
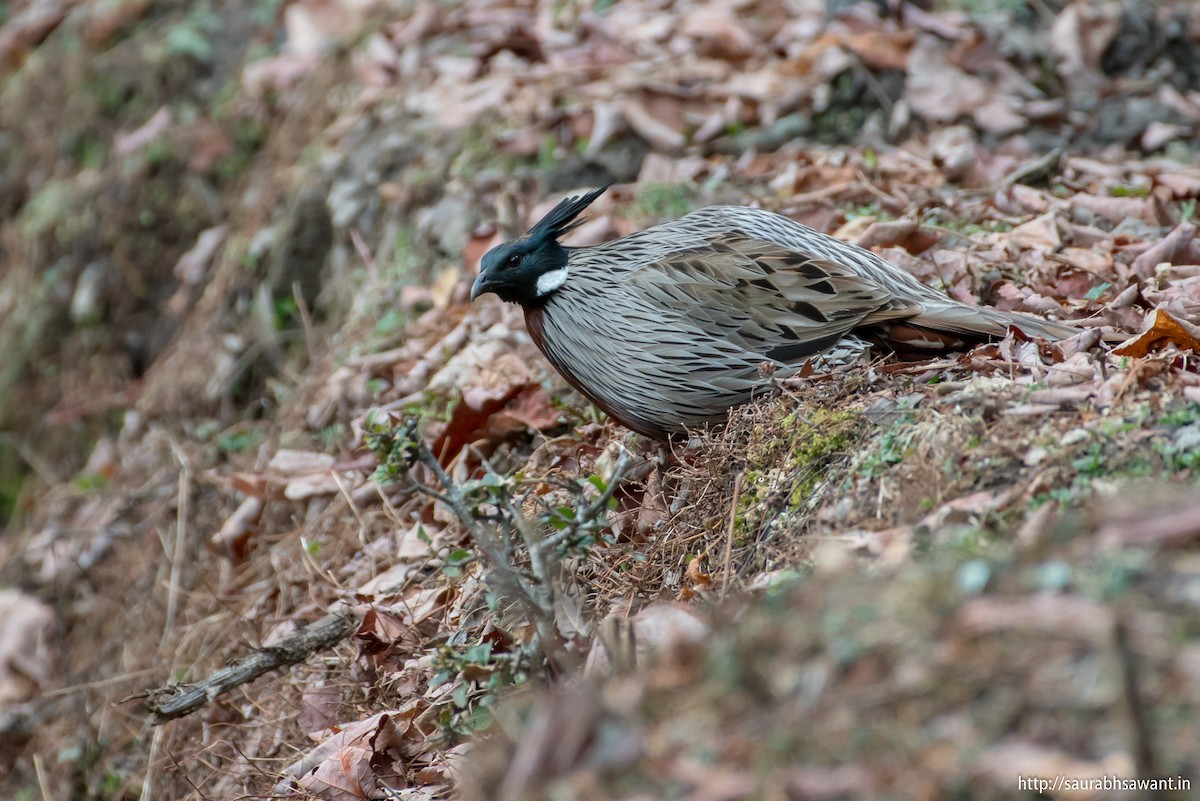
(269, 450, 335, 474)
(1154, 169, 1200, 198)
(619, 95, 685, 152)
(1142, 120, 1188, 151)
(0, 590, 55, 703)
(209, 496, 264, 562)
(904, 35, 989, 122)
(680, 7, 755, 61)
(429, 265, 462, 308)
(975, 740, 1132, 795)
(433, 382, 526, 463)
(300, 680, 345, 738)
(786, 765, 873, 799)
(585, 603, 710, 675)
(1071, 193, 1157, 225)
(1112, 308, 1200, 358)
(290, 711, 414, 800)
(1129, 222, 1197, 278)
(0, 0, 72, 67)
(355, 607, 413, 655)
(959, 595, 1113, 638)
(1050, 3, 1120, 78)
(487, 384, 565, 437)
(1008, 213, 1060, 250)
(114, 106, 172, 156)
(1097, 502, 1200, 548)
(840, 30, 914, 71)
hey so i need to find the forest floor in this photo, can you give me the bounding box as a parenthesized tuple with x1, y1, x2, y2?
(2, 1, 1200, 799)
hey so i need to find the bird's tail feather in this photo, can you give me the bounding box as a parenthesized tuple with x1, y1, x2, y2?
(907, 302, 1096, 342)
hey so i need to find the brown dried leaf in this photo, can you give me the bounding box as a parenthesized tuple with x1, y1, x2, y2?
(1141, 121, 1188, 152)
(464, 228, 502, 275)
(680, 7, 755, 61)
(1112, 308, 1200, 358)
(1154, 168, 1200, 198)
(1050, 3, 1120, 78)
(355, 607, 413, 655)
(959, 595, 1113, 638)
(1049, 246, 1112, 277)
(1008, 213, 1060, 250)
(852, 219, 918, 251)
(619, 96, 685, 152)
(114, 106, 172, 156)
(975, 740, 1132, 793)
(786, 765, 874, 798)
(1071, 193, 1157, 225)
(1097, 502, 1200, 548)
(268, 449, 341, 499)
(0, 590, 55, 703)
(291, 712, 412, 799)
(300, 680, 345, 738)
(209, 496, 264, 562)
(1129, 222, 1197, 279)
(840, 30, 914, 71)
(487, 384, 565, 438)
(433, 382, 529, 463)
(428, 266, 462, 308)
(904, 35, 989, 122)
(0, 0, 71, 67)
(241, 53, 320, 97)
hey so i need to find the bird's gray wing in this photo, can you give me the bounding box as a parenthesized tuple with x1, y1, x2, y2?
(622, 231, 920, 363)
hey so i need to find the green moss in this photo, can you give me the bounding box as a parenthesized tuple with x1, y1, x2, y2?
(785, 409, 858, 507)
(736, 406, 863, 539)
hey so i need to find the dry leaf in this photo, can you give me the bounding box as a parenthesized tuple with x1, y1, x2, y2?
(904, 35, 989, 122)
(619, 96, 685, 152)
(114, 106, 172, 156)
(1112, 307, 1200, 358)
(1097, 502, 1200, 548)
(1008, 213, 1061, 251)
(0, 590, 55, 703)
(0, 0, 72, 67)
(681, 7, 755, 61)
(1129, 222, 1197, 278)
(300, 680, 345, 738)
(975, 740, 1132, 795)
(487, 384, 565, 437)
(291, 712, 412, 799)
(209, 496, 264, 561)
(959, 595, 1113, 638)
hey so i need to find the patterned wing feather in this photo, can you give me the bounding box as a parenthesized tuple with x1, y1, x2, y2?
(623, 232, 919, 364)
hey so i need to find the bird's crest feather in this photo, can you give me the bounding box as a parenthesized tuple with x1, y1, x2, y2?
(527, 185, 610, 241)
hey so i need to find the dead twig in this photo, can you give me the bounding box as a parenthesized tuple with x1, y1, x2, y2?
(412, 439, 629, 668)
(722, 471, 745, 598)
(162, 441, 191, 650)
(138, 604, 362, 724)
(997, 147, 1063, 188)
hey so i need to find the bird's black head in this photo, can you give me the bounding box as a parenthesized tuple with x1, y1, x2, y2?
(471, 185, 609, 306)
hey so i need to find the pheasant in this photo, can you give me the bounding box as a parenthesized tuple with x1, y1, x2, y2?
(471, 186, 1083, 440)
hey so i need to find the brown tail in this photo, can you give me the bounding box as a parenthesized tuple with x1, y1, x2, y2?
(877, 304, 1119, 354)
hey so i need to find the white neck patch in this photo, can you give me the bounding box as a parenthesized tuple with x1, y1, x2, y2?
(536, 266, 569, 296)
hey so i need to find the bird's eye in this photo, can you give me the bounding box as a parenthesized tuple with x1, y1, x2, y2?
(506, 253, 522, 269)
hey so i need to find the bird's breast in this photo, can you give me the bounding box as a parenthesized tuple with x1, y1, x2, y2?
(523, 305, 548, 351)
(521, 303, 671, 439)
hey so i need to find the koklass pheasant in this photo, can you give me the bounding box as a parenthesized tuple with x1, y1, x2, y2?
(471, 186, 1079, 440)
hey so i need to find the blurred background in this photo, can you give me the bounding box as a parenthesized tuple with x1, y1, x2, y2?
(2, 1, 1199, 799)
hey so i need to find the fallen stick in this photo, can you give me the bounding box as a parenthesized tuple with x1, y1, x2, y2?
(135, 604, 362, 724)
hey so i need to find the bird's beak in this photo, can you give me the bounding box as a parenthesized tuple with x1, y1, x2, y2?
(470, 270, 492, 301)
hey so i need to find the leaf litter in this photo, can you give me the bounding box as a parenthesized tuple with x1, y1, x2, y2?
(1, 0, 1200, 799)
